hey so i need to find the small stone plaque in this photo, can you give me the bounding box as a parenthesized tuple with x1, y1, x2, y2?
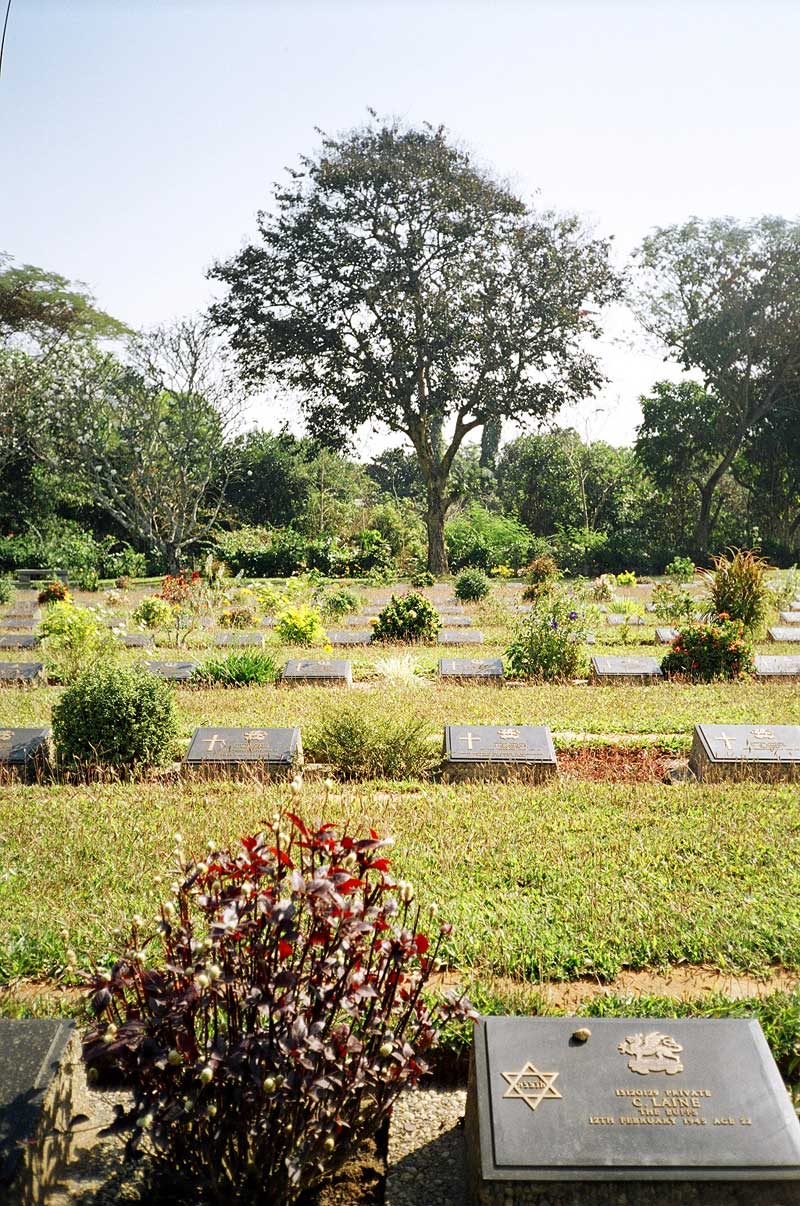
(282, 659, 352, 687)
(327, 630, 373, 645)
(591, 656, 662, 684)
(769, 627, 800, 643)
(185, 726, 301, 777)
(789, 601, 800, 612)
(0, 634, 38, 650)
(690, 724, 800, 782)
(436, 613, 472, 625)
(438, 629, 484, 645)
(0, 662, 45, 685)
(606, 613, 626, 626)
(213, 632, 264, 647)
(0, 621, 37, 632)
(655, 627, 678, 644)
(466, 1016, 800, 1200)
(754, 655, 800, 680)
(778, 612, 800, 624)
(645, 602, 657, 613)
(443, 724, 556, 781)
(145, 660, 199, 681)
(438, 658, 504, 683)
(0, 727, 51, 776)
(120, 633, 155, 648)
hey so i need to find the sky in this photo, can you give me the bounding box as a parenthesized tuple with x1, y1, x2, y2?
(2, 0, 799, 453)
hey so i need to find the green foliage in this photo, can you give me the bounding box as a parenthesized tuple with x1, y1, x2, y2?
(74, 568, 100, 592)
(372, 592, 441, 643)
(39, 601, 117, 682)
(132, 596, 175, 630)
(665, 555, 695, 582)
(590, 573, 616, 602)
(445, 504, 533, 571)
(552, 526, 609, 576)
(37, 580, 71, 605)
(275, 604, 327, 647)
(505, 595, 587, 681)
(0, 577, 12, 605)
(218, 606, 257, 629)
(652, 582, 695, 626)
(52, 664, 178, 770)
(410, 569, 435, 588)
(615, 570, 636, 586)
(308, 700, 436, 778)
(454, 568, 490, 602)
(522, 554, 560, 600)
(661, 619, 754, 682)
(317, 585, 360, 621)
(192, 650, 278, 686)
(705, 548, 771, 633)
(768, 567, 800, 609)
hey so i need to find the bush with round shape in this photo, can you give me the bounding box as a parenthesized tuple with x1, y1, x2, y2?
(664, 555, 695, 583)
(218, 605, 257, 629)
(616, 570, 637, 586)
(371, 592, 440, 643)
(39, 601, 117, 682)
(410, 568, 435, 587)
(82, 814, 473, 1205)
(275, 604, 327, 647)
(132, 596, 175, 630)
(454, 568, 490, 603)
(660, 618, 754, 682)
(703, 548, 771, 634)
(317, 586, 360, 621)
(38, 580, 71, 605)
(75, 568, 101, 592)
(505, 595, 587, 681)
(53, 664, 179, 770)
(115, 576, 131, 591)
(192, 650, 278, 686)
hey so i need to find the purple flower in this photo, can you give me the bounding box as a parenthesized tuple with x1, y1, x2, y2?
(568, 611, 578, 620)
(550, 619, 558, 630)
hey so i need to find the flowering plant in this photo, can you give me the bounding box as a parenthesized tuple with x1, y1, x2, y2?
(660, 618, 755, 682)
(37, 579, 71, 605)
(505, 594, 587, 680)
(82, 814, 472, 1204)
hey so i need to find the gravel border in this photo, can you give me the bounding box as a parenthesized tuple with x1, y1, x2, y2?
(385, 1087, 468, 1206)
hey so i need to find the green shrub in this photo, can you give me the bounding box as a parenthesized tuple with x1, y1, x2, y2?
(768, 567, 800, 610)
(445, 504, 533, 571)
(411, 568, 435, 587)
(308, 701, 436, 778)
(551, 525, 609, 577)
(665, 555, 695, 582)
(38, 580, 71, 605)
(0, 576, 12, 605)
(98, 542, 148, 580)
(652, 582, 695, 626)
(132, 596, 175, 630)
(505, 595, 587, 681)
(371, 592, 441, 643)
(52, 664, 178, 770)
(704, 548, 771, 633)
(75, 568, 101, 592)
(317, 585, 360, 621)
(39, 602, 117, 682)
(454, 568, 490, 602)
(607, 597, 643, 615)
(218, 606, 257, 629)
(661, 619, 754, 682)
(522, 554, 560, 600)
(192, 650, 278, 686)
(616, 570, 637, 586)
(275, 604, 327, 647)
(590, 574, 616, 602)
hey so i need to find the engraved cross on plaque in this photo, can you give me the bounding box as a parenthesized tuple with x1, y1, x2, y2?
(459, 731, 481, 750)
(203, 733, 225, 752)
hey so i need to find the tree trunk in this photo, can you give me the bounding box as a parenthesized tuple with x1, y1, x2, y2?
(694, 487, 715, 560)
(425, 481, 449, 575)
(164, 543, 182, 575)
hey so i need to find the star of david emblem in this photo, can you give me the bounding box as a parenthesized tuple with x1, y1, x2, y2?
(501, 1062, 562, 1111)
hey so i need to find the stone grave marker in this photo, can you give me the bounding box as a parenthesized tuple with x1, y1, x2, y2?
(690, 724, 800, 782)
(0, 634, 38, 650)
(768, 627, 800, 643)
(465, 1015, 800, 1205)
(438, 629, 484, 645)
(591, 656, 663, 684)
(655, 627, 678, 644)
(185, 726, 301, 777)
(645, 602, 657, 613)
(436, 614, 472, 626)
(327, 630, 373, 645)
(438, 657, 504, 684)
(120, 633, 155, 648)
(0, 1018, 79, 1201)
(789, 601, 800, 611)
(606, 614, 626, 626)
(282, 659, 352, 687)
(778, 612, 800, 624)
(442, 724, 556, 782)
(145, 660, 199, 681)
(0, 727, 51, 778)
(0, 662, 45, 685)
(214, 632, 264, 647)
(0, 622, 37, 634)
(754, 655, 800, 681)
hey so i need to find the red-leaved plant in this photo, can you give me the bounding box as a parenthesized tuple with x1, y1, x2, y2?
(83, 813, 473, 1205)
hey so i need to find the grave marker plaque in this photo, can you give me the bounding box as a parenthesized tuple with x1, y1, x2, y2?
(120, 633, 155, 648)
(213, 632, 264, 648)
(606, 614, 626, 626)
(754, 655, 800, 681)
(185, 726, 301, 778)
(768, 628, 800, 643)
(778, 612, 800, 624)
(591, 656, 662, 684)
(436, 614, 472, 625)
(465, 1016, 800, 1205)
(443, 724, 556, 782)
(0, 634, 37, 650)
(0, 727, 51, 779)
(0, 620, 37, 632)
(655, 627, 678, 644)
(282, 659, 352, 687)
(438, 658, 504, 684)
(145, 660, 199, 681)
(690, 724, 800, 782)
(438, 629, 484, 645)
(789, 601, 800, 612)
(327, 630, 373, 646)
(0, 662, 45, 686)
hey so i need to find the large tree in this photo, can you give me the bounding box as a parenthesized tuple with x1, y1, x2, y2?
(42, 319, 240, 571)
(634, 216, 800, 556)
(209, 118, 620, 572)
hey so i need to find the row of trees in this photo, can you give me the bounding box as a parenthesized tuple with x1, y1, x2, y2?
(2, 116, 799, 572)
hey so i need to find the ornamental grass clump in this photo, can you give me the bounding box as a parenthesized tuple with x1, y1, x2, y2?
(505, 595, 587, 681)
(660, 618, 755, 682)
(308, 700, 436, 778)
(192, 650, 278, 686)
(82, 815, 473, 1206)
(703, 548, 771, 634)
(371, 592, 440, 643)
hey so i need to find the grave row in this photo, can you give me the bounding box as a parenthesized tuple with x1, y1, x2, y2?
(3, 723, 800, 783)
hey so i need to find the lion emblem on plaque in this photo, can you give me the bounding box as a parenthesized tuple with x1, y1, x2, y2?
(618, 1031, 684, 1075)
